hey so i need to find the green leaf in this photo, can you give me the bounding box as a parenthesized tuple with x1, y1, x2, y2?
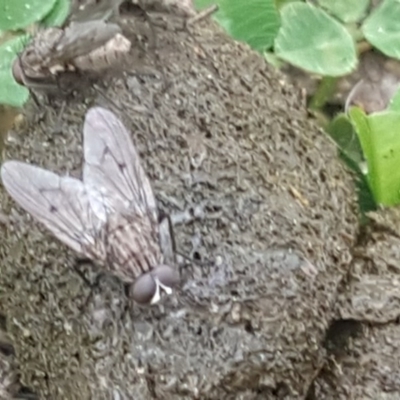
(0, 0, 57, 30)
(274, 2, 357, 76)
(317, 0, 370, 23)
(0, 35, 30, 107)
(388, 87, 400, 112)
(275, 0, 302, 10)
(351, 108, 400, 206)
(362, 0, 400, 59)
(221, 0, 280, 51)
(328, 110, 376, 215)
(264, 50, 285, 68)
(43, 0, 71, 27)
(194, 0, 280, 51)
(193, 0, 219, 11)
(339, 149, 377, 216)
(328, 113, 364, 165)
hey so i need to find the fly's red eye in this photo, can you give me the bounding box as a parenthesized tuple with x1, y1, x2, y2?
(153, 265, 180, 288)
(12, 59, 24, 85)
(132, 273, 156, 304)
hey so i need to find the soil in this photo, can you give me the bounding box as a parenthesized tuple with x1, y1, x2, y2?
(1, 2, 396, 400)
(309, 208, 400, 400)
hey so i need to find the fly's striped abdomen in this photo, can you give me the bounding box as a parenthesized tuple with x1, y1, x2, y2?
(105, 213, 161, 283)
(12, 20, 130, 91)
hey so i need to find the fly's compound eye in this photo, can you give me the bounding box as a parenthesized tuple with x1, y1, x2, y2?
(131, 266, 180, 305)
(152, 265, 180, 289)
(132, 273, 156, 304)
(12, 59, 24, 85)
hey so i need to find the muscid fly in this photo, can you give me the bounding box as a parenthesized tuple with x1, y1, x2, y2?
(0, 107, 179, 305)
(12, 20, 131, 92)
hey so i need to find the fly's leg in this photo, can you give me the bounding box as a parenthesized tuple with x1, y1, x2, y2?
(158, 207, 212, 279)
(73, 257, 95, 288)
(74, 258, 132, 315)
(158, 210, 192, 279)
(51, 101, 66, 134)
(158, 210, 177, 265)
(120, 283, 132, 320)
(73, 258, 111, 312)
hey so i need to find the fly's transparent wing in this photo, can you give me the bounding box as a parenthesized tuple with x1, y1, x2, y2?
(1, 161, 107, 260)
(83, 107, 172, 298)
(51, 21, 121, 64)
(83, 107, 158, 221)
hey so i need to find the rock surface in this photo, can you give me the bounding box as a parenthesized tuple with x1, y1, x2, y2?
(311, 208, 400, 400)
(0, 5, 357, 400)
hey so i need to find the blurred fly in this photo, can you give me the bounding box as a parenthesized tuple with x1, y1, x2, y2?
(12, 20, 131, 93)
(1, 107, 179, 305)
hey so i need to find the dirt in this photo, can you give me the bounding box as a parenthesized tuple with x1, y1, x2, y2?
(310, 215, 400, 399)
(0, 3, 388, 400)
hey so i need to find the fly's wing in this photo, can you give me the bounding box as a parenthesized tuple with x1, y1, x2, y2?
(1, 161, 107, 260)
(51, 21, 121, 64)
(82, 107, 158, 225)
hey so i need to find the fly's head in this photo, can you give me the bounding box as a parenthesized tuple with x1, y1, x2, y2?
(12, 57, 53, 92)
(11, 57, 72, 94)
(12, 48, 85, 95)
(131, 265, 180, 305)
(12, 39, 66, 93)
(20, 28, 64, 70)
(12, 38, 47, 88)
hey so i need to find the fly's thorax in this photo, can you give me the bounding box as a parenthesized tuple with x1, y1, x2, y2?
(105, 212, 161, 282)
(14, 20, 129, 91)
(12, 30, 59, 86)
(23, 28, 64, 68)
(131, 265, 180, 304)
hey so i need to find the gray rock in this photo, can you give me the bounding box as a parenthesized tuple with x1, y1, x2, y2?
(0, 7, 356, 400)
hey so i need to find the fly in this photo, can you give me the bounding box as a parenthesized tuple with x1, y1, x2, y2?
(12, 20, 131, 92)
(1, 107, 179, 305)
